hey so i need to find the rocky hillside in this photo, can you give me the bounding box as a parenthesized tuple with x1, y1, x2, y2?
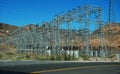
(0, 23, 18, 52)
(90, 23, 120, 49)
(0, 23, 18, 38)
(104, 23, 120, 46)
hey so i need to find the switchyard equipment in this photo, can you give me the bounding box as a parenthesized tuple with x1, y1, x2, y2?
(5, 4, 120, 59)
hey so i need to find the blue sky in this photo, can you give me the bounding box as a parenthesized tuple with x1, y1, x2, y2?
(0, 0, 120, 26)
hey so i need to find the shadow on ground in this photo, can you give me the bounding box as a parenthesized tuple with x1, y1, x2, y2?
(0, 71, 29, 74)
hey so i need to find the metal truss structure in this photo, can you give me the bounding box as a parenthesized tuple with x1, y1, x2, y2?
(5, 5, 119, 58)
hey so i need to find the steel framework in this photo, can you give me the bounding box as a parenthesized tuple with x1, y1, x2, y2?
(5, 5, 118, 58)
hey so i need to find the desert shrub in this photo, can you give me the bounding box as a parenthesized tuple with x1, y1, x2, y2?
(35, 56, 41, 60)
(107, 54, 115, 58)
(25, 54, 30, 59)
(64, 55, 71, 60)
(81, 55, 90, 60)
(50, 55, 55, 60)
(35, 56, 47, 60)
(6, 52, 14, 55)
(0, 53, 3, 59)
(16, 55, 23, 60)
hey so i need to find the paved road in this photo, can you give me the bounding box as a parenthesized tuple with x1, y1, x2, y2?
(0, 61, 120, 74)
(34, 65, 120, 74)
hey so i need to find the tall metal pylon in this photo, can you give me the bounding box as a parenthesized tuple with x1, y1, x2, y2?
(108, 0, 116, 23)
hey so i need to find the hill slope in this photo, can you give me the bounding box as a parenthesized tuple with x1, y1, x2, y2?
(91, 23, 120, 50)
(0, 23, 18, 38)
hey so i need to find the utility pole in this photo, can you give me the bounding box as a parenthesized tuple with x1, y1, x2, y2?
(108, 0, 112, 23)
(108, 0, 115, 23)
